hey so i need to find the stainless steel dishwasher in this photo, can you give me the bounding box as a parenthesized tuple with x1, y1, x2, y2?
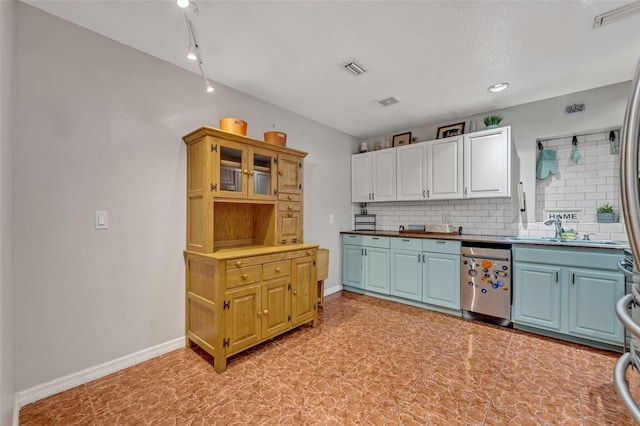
(460, 245, 512, 325)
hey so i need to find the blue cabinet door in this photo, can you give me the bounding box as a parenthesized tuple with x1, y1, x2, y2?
(513, 262, 562, 331)
(364, 247, 390, 294)
(423, 253, 460, 309)
(568, 267, 624, 344)
(342, 244, 363, 288)
(390, 249, 422, 301)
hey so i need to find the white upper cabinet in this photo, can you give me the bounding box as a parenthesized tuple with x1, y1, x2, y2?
(396, 143, 427, 201)
(351, 149, 396, 202)
(427, 135, 464, 200)
(463, 126, 511, 198)
(351, 152, 372, 202)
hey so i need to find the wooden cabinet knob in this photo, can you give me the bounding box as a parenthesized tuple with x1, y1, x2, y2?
(288, 212, 293, 217)
(293, 291, 297, 295)
(287, 206, 292, 210)
(242, 274, 248, 279)
(236, 261, 242, 267)
(263, 309, 268, 315)
(257, 311, 262, 317)
(249, 170, 254, 176)
(275, 267, 281, 272)
(279, 171, 283, 175)
(287, 195, 292, 200)
(306, 250, 312, 255)
(243, 169, 249, 174)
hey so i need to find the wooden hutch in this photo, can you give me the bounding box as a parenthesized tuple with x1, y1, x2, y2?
(182, 126, 318, 373)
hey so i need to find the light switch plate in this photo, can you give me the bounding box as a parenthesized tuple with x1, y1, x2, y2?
(95, 211, 109, 230)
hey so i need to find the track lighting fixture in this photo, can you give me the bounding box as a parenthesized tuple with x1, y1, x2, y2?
(179, 1, 214, 93)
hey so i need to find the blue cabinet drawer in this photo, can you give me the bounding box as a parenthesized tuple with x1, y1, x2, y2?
(423, 239, 461, 255)
(391, 237, 422, 251)
(362, 236, 390, 248)
(342, 234, 362, 246)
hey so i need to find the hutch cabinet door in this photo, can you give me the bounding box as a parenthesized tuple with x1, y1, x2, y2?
(512, 262, 562, 331)
(261, 278, 292, 339)
(291, 255, 317, 326)
(213, 139, 249, 199)
(225, 285, 262, 354)
(249, 146, 277, 200)
(278, 153, 303, 195)
(277, 211, 302, 245)
(568, 267, 624, 344)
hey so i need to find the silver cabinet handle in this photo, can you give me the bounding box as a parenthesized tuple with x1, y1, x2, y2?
(368, 193, 371, 200)
(372, 193, 375, 200)
(436, 241, 445, 244)
(464, 187, 468, 196)
(555, 272, 559, 282)
(422, 190, 426, 198)
(417, 254, 421, 262)
(422, 254, 425, 262)
(427, 190, 430, 198)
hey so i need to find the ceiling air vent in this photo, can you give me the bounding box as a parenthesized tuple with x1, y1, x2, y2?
(342, 60, 366, 76)
(378, 97, 400, 107)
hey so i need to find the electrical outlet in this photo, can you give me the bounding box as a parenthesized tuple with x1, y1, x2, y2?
(442, 213, 451, 222)
(329, 214, 334, 224)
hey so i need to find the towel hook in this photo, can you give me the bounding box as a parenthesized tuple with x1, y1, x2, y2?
(610, 130, 616, 141)
(572, 136, 578, 146)
(538, 141, 544, 151)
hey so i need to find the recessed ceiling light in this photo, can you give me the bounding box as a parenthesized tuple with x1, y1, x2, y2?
(488, 83, 509, 93)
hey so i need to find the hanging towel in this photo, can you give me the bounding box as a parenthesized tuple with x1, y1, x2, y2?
(536, 149, 557, 180)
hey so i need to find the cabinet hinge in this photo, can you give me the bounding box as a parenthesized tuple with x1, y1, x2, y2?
(313, 303, 317, 311)
(288, 283, 291, 291)
(211, 183, 218, 192)
(299, 162, 302, 169)
(223, 338, 230, 347)
(298, 183, 302, 190)
(287, 314, 291, 322)
(274, 158, 278, 165)
(274, 189, 278, 196)
(211, 144, 217, 152)
(313, 260, 316, 266)
(281, 239, 287, 245)
(223, 300, 230, 310)
(292, 238, 298, 243)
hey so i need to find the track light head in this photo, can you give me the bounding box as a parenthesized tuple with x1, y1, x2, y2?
(177, 0, 190, 8)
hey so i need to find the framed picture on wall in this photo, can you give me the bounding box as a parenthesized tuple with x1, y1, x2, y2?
(392, 132, 412, 147)
(436, 122, 465, 139)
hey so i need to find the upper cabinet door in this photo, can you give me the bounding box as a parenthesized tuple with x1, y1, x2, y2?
(372, 149, 396, 202)
(277, 153, 303, 195)
(427, 136, 463, 200)
(214, 139, 249, 199)
(463, 126, 511, 198)
(396, 143, 427, 201)
(249, 146, 277, 200)
(351, 152, 373, 202)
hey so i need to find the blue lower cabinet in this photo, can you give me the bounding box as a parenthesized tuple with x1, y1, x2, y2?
(390, 249, 422, 301)
(423, 253, 460, 309)
(513, 262, 562, 331)
(512, 246, 626, 347)
(364, 247, 390, 294)
(568, 267, 624, 344)
(342, 243, 364, 288)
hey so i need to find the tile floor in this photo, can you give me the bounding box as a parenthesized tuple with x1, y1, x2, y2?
(19, 291, 640, 425)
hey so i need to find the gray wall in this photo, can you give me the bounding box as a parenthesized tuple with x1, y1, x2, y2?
(361, 82, 631, 225)
(14, 3, 353, 391)
(0, 0, 16, 423)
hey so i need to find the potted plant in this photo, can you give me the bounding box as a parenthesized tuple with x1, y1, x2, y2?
(597, 203, 616, 223)
(483, 115, 502, 129)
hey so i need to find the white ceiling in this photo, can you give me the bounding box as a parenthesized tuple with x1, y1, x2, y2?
(21, 0, 640, 139)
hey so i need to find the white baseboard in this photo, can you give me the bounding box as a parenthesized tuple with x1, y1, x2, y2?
(15, 336, 185, 409)
(324, 284, 342, 296)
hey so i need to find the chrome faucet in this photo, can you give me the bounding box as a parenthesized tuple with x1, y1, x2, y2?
(544, 218, 562, 239)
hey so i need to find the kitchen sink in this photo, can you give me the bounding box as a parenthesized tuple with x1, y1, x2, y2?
(505, 236, 561, 242)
